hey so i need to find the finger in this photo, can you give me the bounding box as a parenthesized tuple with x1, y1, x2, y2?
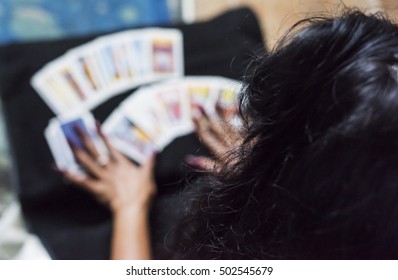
(96, 121, 124, 162)
(74, 125, 100, 160)
(198, 107, 224, 135)
(206, 121, 227, 144)
(193, 117, 226, 156)
(215, 103, 240, 144)
(221, 121, 241, 146)
(215, 103, 229, 120)
(197, 106, 232, 147)
(73, 147, 105, 178)
(185, 155, 216, 171)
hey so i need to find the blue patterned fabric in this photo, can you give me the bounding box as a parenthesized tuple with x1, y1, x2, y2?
(0, 0, 171, 44)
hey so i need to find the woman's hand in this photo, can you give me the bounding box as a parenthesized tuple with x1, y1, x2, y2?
(62, 125, 156, 215)
(186, 106, 242, 171)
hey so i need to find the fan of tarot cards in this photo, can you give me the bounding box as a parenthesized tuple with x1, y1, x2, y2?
(31, 28, 184, 115)
(31, 28, 243, 175)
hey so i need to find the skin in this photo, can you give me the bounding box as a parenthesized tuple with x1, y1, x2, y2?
(61, 106, 240, 259)
(63, 126, 156, 259)
(187, 105, 242, 171)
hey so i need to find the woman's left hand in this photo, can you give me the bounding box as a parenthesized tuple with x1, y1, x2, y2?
(62, 125, 157, 215)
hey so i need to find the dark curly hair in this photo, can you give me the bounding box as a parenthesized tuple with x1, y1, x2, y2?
(171, 10, 398, 259)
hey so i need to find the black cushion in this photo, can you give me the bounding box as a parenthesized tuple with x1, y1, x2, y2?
(0, 7, 265, 259)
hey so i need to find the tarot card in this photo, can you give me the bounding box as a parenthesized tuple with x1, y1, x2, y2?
(94, 39, 128, 88)
(116, 32, 139, 81)
(121, 89, 171, 150)
(214, 77, 242, 117)
(31, 62, 85, 115)
(59, 117, 89, 150)
(123, 30, 155, 86)
(103, 110, 155, 164)
(46, 111, 109, 175)
(95, 31, 140, 84)
(48, 57, 88, 101)
(124, 30, 152, 83)
(45, 119, 84, 176)
(67, 43, 109, 97)
(57, 111, 108, 156)
(215, 77, 244, 128)
(151, 81, 193, 137)
(183, 77, 219, 118)
(146, 28, 184, 78)
(112, 35, 137, 83)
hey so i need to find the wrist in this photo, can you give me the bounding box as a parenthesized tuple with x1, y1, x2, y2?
(110, 182, 156, 216)
(111, 202, 150, 217)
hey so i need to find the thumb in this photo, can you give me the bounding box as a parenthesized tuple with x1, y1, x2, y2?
(185, 155, 216, 171)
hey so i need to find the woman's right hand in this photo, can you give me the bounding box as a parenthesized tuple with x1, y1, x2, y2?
(186, 106, 242, 171)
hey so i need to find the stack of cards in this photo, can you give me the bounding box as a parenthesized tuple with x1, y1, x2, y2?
(45, 112, 108, 176)
(31, 28, 184, 115)
(103, 76, 242, 163)
(46, 76, 242, 174)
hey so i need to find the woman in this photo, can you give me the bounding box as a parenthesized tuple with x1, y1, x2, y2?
(63, 10, 398, 259)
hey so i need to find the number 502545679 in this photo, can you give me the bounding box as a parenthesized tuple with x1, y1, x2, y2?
(219, 266, 273, 276)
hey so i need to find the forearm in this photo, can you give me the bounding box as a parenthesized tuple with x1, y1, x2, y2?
(110, 206, 152, 260)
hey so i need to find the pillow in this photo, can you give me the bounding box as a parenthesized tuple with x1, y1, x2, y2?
(0, 7, 265, 259)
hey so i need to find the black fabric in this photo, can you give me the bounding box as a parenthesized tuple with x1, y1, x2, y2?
(0, 7, 265, 259)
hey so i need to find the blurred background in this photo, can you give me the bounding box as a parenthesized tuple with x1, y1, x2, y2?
(1, 0, 396, 46)
(0, 0, 395, 259)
